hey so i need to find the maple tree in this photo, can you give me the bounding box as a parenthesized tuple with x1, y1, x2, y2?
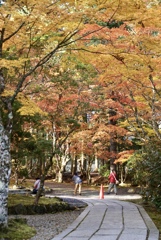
(32, 0, 161, 184)
(0, 0, 118, 227)
(76, 1, 161, 153)
(67, 84, 133, 182)
(107, 5, 160, 136)
(64, 0, 161, 189)
(10, 95, 47, 184)
(1, 0, 161, 228)
(32, 59, 97, 183)
(0, 0, 102, 228)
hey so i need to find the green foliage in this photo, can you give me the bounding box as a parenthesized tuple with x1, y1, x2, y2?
(99, 165, 110, 177)
(66, 117, 80, 128)
(87, 36, 102, 46)
(126, 152, 148, 186)
(10, 98, 53, 178)
(18, 167, 28, 178)
(97, 20, 124, 28)
(8, 194, 64, 207)
(0, 195, 68, 239)
(0, 218, 36, 239)
(127, 140, 161, 208)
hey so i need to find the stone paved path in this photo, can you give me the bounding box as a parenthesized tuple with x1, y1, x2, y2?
(50, 192, 159, 240)
(9, 181, 160, 240)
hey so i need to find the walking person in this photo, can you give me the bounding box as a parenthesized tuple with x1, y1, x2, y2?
(72, 172, 82, 195)
(107, 169, 118, 195)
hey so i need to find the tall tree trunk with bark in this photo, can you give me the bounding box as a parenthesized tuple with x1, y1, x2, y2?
(109, 108, 117, 167)
(0, 123, 11, 229)
(0, 71, 12, 228)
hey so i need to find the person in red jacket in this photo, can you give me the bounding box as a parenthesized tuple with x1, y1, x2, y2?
(107, 169, 118, 195)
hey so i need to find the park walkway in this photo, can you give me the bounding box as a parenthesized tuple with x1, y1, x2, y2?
(9, 181, 160, 239)
(49, 189, 159, 240)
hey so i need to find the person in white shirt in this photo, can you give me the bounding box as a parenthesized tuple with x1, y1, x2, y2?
(32, 177, 40, 194)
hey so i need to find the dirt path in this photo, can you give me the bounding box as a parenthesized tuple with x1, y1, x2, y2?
(19, 178, 141, 197)
(44, 180, 141, 197)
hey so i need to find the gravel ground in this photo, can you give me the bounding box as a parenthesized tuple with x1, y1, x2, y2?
(9, 198, 86, 240)
(8, 182, 141, 239)
(18, 210, 83, 240)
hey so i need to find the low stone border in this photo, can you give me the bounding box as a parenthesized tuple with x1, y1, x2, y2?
(8, 201, 72, 215)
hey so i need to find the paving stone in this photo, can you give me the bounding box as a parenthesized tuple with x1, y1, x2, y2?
(54, 198, 159, 240)
(9, 188, 159, 240)
(90, 235, 118, 240)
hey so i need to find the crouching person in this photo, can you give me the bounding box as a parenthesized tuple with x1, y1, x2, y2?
(32, 177, 40, 194)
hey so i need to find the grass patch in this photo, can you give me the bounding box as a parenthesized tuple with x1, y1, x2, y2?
(0, 218, 36, 240)
(0, 194, 69, 239)
(8, 194, 61, 207)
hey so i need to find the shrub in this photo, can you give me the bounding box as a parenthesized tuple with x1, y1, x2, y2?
(99, 165, 110, 177)
(127, 140, 161, 208)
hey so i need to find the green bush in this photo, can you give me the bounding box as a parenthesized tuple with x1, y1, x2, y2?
(19, 167, 29, 178)
(99, 165, 110, 177)
(127, 140, 161, 208)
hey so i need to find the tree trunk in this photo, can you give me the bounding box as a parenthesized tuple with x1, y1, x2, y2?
(58, 171, 63, 183)
(34, 155, 54, 205)
(109, 107, 117, 166)
(0, 123, 11, 229)
(15, 167, 19, 186)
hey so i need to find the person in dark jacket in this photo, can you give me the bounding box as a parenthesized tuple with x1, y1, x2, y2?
(72, 172, 82, 195)
(107, 169, 118, 195)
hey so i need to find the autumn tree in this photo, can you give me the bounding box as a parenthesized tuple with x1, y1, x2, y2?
(32, 58, 97, 182)
(64, 0, 161, 185)
(0, 0, 110, 228)
(1, 0, 134, 227)
(10, 95, 47, 184)
(90, 1, 161, 143)
(1, 0, 160, 228)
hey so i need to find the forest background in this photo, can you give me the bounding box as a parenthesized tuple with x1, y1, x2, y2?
(1, 0, 161, 229)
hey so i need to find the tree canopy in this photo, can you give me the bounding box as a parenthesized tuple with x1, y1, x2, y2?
(1, 0, 161, 228)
